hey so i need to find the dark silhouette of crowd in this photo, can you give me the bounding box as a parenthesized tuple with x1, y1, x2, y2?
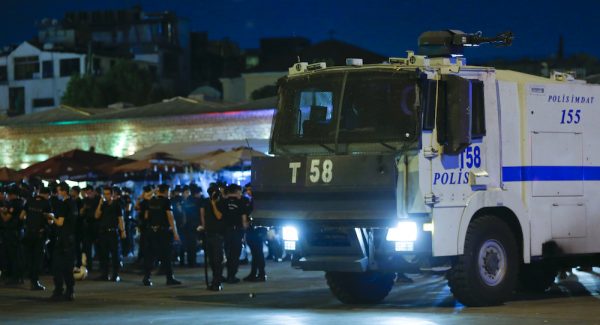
(0, 180, 284, 301)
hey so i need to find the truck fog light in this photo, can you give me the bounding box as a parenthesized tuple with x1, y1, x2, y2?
(284, 240, 296, 251)
(386, 221, 418, 242)
(395, 241, 414, 252)
(282, 226, 299, 241)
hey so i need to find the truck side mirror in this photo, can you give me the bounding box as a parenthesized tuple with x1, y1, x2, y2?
(442, 75, 471, 154)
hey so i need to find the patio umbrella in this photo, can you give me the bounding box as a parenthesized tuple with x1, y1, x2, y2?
(0, 167, 21, 183)
(186, 149, 225, 164)
(109, 152, 190, 182)
(196, 147, 266, 172)
(20, 149, 122, 181)
(111, 152, 187, 174)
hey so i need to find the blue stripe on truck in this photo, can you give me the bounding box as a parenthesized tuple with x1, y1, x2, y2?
(502, 166, 600, 182)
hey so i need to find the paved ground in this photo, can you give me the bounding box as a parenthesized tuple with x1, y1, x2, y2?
(1, 260, 599, 325)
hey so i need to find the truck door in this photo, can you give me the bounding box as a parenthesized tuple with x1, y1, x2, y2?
(426, 74, 501, 241)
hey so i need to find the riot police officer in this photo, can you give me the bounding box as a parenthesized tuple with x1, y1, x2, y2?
(68, 186, 83, 270)
(95, 187, 126, 282)
(143, 184, 181, 286)
(181, 185, 201, 267)
(171, 185, 185, 266)
(80, 186, 100, 271)
(134, 185, 153, 265)
(20, 187, 53, 290)
(47, 183, 76, 301)
(223, 184, 249, 284)
(121, 188, 135, 258)
(201, 185, 227, 291)
(1, 187, 24, 285)
(243, 183, 267, 282)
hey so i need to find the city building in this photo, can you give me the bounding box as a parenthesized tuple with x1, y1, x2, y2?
(38, 6, 190, 91)
(219, 37, 386, 102)
(0, 41, 86, 116)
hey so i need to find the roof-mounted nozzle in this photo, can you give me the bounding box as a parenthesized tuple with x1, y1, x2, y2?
(418, 30, 513, 57)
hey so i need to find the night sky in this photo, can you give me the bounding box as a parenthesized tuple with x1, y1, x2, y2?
(2, 0, 600, 61)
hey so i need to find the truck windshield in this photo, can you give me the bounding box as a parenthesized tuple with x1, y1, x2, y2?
(275, 70, 418, 145)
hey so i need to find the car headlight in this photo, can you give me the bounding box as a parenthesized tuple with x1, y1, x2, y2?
(386, 221, 417, 242)
(282, 226, 299, 241)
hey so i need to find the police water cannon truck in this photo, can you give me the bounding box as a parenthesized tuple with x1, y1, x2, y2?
(251, 30, 600, 306)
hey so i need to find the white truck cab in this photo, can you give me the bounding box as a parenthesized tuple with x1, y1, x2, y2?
(251, 30, 600, 306)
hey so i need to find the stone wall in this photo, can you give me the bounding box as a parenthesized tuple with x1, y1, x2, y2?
(0, 109, 274, 169)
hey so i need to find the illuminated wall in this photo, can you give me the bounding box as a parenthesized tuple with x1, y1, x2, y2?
(0, 109, 274, 169)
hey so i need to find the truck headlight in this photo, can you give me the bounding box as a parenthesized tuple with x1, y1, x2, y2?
(282, 226, 299, 241)
(386, 221, 418, 242)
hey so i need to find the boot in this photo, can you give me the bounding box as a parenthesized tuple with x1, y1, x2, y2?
(31, 281, 46, 291)
(142, 276, 153, 287)
(64, 289, 74, 301)
(208, 282, 222, 291)
(50, 289, 64, 301)
(166, 276, 182, 285)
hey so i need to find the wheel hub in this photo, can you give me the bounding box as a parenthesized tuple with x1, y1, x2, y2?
(478, 239, 506, 286)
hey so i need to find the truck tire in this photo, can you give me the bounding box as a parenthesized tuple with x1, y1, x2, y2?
(447, 215, 519, 306)
(518, 262, 557, 293)
(325, 271, 395, 304)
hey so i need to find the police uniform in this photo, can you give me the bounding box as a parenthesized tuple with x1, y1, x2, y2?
(244, 195, 266, 282)
(1, 195, 24, 284)
(96, 199, 123, 281)
(121, 192, 135, 257)
(203, 196, 226, 290)
(171, 191, 185, 265)
(136, 198, 149, 264)
(22, 195, 52, 290)
(223, 195, 246, 283)
(81, 194, 100, 270)
(69, 195, 83, 268)
(51, 196, 75, 300)
(0, 195, 7, 280)
(143, 195, 180, 285)
(181, 195, 200, 267)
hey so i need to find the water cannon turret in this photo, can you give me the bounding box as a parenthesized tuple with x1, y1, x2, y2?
(418, 30, 513, 57)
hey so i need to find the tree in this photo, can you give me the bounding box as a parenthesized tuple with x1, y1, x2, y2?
(62, 59, 163, 108)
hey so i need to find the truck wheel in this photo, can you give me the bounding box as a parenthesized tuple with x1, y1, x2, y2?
(325, 271, 395, 304)
(518, 262, 557, 293)
(447, 215, 519, 306)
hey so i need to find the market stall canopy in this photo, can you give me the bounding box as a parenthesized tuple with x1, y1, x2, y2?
(20, 149, 122, 181)
(111, 152, 188, 174)
(96, 157, 137, 175)
(0, 167, 21, 182)
(186, 149, 226, 164)
(129, 139, 268, 162)
(196, 147, 267, 171)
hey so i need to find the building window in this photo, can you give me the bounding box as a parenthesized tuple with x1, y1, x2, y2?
(0, 65, 7, 81)
(60, 58, 80, 77)
(32, 97, 55, 108)
(42, 60, 54, 78)
(14, 56, 40, 80)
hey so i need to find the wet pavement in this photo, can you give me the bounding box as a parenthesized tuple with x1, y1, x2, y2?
(1, 260, 599, 325)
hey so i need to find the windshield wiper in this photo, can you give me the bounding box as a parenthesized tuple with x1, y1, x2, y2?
(379, 141, 397, 152)
(318, 143, 335, 153)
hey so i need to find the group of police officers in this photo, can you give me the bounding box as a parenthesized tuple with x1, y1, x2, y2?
(0, 180, 267, 300)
